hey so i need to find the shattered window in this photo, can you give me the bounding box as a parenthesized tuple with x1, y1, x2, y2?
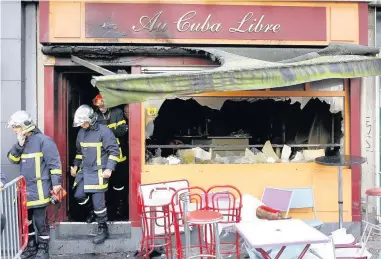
(144, 80, 345, 165)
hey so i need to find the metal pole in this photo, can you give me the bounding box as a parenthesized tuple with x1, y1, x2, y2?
(181, 193, 191, 259)
(213, 222, 221, 259)
(338, 166, 343, 229)
(375, 7, 381, 222)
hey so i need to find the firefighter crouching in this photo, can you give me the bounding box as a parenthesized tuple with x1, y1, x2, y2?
(70, 105, 120, 244)
(93, 94, 128, 219)
(7, 110, 63, 259)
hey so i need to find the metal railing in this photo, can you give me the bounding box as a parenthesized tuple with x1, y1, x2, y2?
(0, 176, 28, 259)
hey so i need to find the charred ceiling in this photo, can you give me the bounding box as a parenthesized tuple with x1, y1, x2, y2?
(41, 45, 216, 61)
(41, 43, 379, 63)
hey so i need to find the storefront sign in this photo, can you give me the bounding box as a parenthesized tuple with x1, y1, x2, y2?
(85, 3, 327, 41)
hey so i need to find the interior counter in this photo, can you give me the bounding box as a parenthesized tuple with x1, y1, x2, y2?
(142, 163, 352, 222)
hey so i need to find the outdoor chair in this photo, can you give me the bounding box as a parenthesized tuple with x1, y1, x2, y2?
(170, 186, 209, 259)
(260, 187, 294, 218)
(206, 185, 243, 259)
(279, 187, 324, 229)
(245, 187, 294, 258)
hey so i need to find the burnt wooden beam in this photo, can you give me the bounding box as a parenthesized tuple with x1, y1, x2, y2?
(71, 55, 115, 76)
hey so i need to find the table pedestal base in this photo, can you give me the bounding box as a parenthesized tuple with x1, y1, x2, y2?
(257, 244, 311, 259)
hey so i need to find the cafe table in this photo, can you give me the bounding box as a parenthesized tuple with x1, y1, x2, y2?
(315, 155, 366, 229)
(235, 219, 330, 259)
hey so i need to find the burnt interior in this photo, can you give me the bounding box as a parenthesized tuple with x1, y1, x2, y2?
(146, 98, 343, 160)
(66, 72, 130, 221)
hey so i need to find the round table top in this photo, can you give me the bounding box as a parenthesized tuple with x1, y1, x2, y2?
(315, 155, 366, 166)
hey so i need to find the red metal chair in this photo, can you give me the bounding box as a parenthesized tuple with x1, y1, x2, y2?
(137, 185, 173, 259)
(365, 187, 381, 221)
(206, 185, 243, 259)
(170, 186, 212, 259)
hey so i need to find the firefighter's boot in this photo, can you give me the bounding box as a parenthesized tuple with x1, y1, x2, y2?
(21, 239, 38, 259)
(92, 222, 109, 244)
(34, 243, 49, 259)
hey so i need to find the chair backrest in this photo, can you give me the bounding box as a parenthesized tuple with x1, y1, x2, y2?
(206, 185, 243, 223)
(170, 186, 208, 227)
(280, 187, 317, 219)
(261, 187, 294, 217)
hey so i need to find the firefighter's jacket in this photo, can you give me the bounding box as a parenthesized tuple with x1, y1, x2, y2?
(73, 123, 120, 193)
(7, 128, 62, 208)
(96, 108, 128, 163)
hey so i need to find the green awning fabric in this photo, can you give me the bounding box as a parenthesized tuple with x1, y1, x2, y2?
(93, 43, 381, 108)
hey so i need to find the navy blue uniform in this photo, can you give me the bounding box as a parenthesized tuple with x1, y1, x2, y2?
(7, 128, 62, 244)
(96, 108, 129, 218)
(96, 107, 128, 164)
(73, 123, 119, 221)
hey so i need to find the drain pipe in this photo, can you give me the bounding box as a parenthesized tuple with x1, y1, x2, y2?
(375, 7, 381, 223)
(375, 74, 380, 223)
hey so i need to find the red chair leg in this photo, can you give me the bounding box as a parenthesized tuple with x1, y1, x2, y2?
(236, 232, 241, 259)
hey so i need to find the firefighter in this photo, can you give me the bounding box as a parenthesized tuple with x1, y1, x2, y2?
(123, 104, 129, 121)
(70, 104, 120, 244)
(93, 94, 128, 219)
(7, 110, 62, 259)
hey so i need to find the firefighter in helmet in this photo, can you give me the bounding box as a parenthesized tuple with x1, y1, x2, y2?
(93, 94, 128, 219)
(70, 104, 120, 244)
(7, 110, 63, 259)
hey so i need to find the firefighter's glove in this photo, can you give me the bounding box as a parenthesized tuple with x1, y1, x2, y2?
(53, 185, 62, 194)
(17, 134, 26, 147)
(70, 166, 78, 177)
(102, 169, 112, 178)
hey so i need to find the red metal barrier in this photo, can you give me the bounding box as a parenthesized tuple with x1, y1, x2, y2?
(0, 176, 29, 259)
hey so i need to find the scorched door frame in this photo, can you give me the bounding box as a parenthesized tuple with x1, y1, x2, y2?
(43, 59, 216, 224)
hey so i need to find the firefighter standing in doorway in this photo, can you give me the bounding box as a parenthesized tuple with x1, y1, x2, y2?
(93, 94, 128, 219)
(70, 104, 120, 244)
(7, 110, 63, 259)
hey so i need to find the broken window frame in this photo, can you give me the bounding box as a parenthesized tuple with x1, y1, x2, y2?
(143, 76, 349, 165)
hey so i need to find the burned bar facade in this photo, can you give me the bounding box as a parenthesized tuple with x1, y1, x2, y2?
(40, 0, 368, 238)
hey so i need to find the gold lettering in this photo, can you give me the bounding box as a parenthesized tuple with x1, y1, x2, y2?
(132, 11, 167, 32)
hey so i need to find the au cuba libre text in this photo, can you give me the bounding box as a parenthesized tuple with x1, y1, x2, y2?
(132, 11, 281, 34)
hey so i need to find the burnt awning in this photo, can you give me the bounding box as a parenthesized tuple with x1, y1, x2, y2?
(89, 43, 381, 107)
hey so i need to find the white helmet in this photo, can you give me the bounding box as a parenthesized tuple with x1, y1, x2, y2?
(73, 104, 97, 127)
(7, 110, 34, 129)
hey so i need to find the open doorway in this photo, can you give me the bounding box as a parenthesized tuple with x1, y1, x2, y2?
(65, 72, 130, 222)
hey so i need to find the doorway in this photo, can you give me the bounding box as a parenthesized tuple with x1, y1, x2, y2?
(64, 71, 130, 222)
